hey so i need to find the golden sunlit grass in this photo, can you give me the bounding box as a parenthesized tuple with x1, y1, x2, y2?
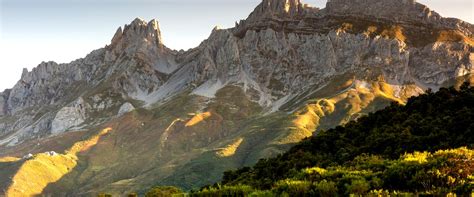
(216, 138, 244, 157)
(292, 105, 320, 133)
(291, 79, 409, 140)
(0, 157, 21, 162)
(371, 82, 405, 104)
(292, 99, 335, 134)
(5, 128, 112, 197)
(6, 153, 78, 197)
(66, 127, 112, 155)
(185, 112, 212, 127)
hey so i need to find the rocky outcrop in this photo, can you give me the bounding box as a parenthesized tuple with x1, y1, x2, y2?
(326, 0, 427, 22)
(170, 0, 473, 107)
(234, 0, 473, 43)
(105, 18, 177, 74)
(326, 0, 473, 37)
(0, 18, 179, 145)
(51, 97, 88, 134)
(6, 48, 105, 116)
(233, 0, 319, 37)
(117, 102, 135, 116)
(0, 90, 10, 116)
(247, 0, 308, 18)
(104, 18, 178, 103)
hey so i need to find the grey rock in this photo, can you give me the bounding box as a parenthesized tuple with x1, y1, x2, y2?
(0, 90, 10, 116)
(44, 151, 58, 156)
(22, 153, 34, 160)
(51, 97, 88, 134)
(326, 0, 473, 37)
(118, 102, 135, 116)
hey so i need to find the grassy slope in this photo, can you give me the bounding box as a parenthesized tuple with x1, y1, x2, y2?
(1, 128, 112, 196)
(1, 76, 419, 195)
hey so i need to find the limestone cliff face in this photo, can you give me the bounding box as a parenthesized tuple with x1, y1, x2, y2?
(0, 0, 473, 194)
(0, 90, 9, 116)
(51, 97, 89, 134)
(0, 0, 472, 151)
(326, 0, 473, 37)
(174, 0, 473, 108)
(0, 18, 177, 145)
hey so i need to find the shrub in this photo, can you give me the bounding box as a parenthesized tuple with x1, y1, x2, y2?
(314, 180, 338, 196)
(346, 179, 370, 195)
(248, 190, 275, 197)
(273, 180, 313, 196)
(145, 186, 183, 197)
(191, 184, 255, 197)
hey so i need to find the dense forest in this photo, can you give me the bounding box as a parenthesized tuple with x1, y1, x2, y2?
(187, 83, 474, 196)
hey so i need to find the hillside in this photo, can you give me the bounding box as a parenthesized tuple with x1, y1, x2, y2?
(0, 0, 473, 195)
(193, 83, 474, 196)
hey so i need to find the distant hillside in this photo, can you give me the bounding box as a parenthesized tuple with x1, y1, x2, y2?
(193, 83, 474, 196)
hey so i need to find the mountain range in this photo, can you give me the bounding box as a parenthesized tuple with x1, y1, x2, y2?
(0, 0, 473, 196)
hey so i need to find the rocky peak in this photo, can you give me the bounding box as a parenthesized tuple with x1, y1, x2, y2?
(326, 0, 429, 21)
(110, 18, 163, 47)
(325, 0, 473, 35)
(246, 0, 318, 20)
(233, 0, 319, 37)
(0, 90, 10, 116)
(111, 27, 123, 45)
(21, 68, 28, 79)
(20, 61, 59, 82)
(258, 0, 303, 17)
(105, 18, 178, 74)
(233, 0, 472, 40)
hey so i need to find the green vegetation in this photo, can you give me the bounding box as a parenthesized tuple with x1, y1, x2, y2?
(188, 148, 474, 196)
(145, 186, 184, 197)
(187, 83, 474, 196)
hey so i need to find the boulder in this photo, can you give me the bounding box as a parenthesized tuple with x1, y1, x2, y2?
(118, 102, 135, 116)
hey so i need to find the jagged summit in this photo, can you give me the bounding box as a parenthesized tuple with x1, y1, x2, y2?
(110, 18, 163, 47)
(105, 18, 177, 74)
(130, 17, 147, 25)
(233, 0, 318, 36)
(234, 0, 472, 41)
(324, 0, 473, 36)
(253, 0, 304, 17)
(326, 0, 434, 23)
(245, 0, 318, 21)
(347, 1, 470, 35)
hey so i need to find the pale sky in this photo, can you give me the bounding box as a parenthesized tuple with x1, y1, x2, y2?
(0, 0, 472, 92)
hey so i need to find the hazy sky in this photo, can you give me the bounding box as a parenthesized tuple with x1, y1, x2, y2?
(0, 0, 472, 91)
